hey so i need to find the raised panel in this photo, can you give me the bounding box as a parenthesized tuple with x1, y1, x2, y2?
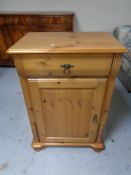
(41, 89, 94, 138)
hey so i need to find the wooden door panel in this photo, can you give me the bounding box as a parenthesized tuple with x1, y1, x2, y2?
(0, 28, 14, 64)
(0, 29, 8, 60)
(41, 89, 94, 138)
(7, 26, 30, 43)
(28, 78, 107, 143)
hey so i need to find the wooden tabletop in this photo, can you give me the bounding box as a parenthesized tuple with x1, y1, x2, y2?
(7, 32, 127, 54)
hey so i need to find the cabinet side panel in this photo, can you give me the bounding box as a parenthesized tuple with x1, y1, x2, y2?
(13, 55, 40, 142)
(97, 53, 122, 142)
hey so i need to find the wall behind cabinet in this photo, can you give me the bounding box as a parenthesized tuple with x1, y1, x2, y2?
(0, 0, 131, 31)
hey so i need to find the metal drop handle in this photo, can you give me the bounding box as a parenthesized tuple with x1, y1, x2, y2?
(60, 64, 74, 74)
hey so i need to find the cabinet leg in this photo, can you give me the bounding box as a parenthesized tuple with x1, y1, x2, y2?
(91, 142, 105, 152)
(33, 147, 44, 152)
(32, 139, 45, 151)
(93, 148, 104, 152)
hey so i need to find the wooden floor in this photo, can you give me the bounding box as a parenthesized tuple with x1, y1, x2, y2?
(0, 67, 131, 175)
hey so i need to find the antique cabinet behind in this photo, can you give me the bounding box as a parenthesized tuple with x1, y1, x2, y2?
(8, 32, 127, 151)
(0, 12, 74, 66)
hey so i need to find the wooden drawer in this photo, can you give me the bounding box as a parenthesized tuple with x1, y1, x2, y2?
(20, 53, 113, 78)
(39, 16, 73, 32)
(39, 16, 69, 26)
(5, 16, 31, 25)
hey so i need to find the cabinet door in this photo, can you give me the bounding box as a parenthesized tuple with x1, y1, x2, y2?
(0, 26, 30, 65)
(28, 78, 106, 143)
(0, 29, 9, 61)
(7, 26, 30, 43)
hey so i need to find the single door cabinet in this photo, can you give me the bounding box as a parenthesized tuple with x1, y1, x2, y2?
(8, 32, 127, 151)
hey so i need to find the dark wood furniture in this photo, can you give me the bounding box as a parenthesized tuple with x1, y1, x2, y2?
(0, 12, 74, 66)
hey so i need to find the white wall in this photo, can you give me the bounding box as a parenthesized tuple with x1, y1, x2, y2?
(0, 0, 131, 32)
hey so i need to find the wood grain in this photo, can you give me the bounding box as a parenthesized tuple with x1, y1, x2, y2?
(8, 32, 127, 54)
(21, 53, 113, 78)
(27, 78, 106, 143)
(97, 53, 122, 143)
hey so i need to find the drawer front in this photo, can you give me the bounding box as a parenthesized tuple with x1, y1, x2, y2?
(40, 16, 69, 26)
(39, 16, 73, 32)
(5, 16, 31, 25)
(21, 53, 113, 78)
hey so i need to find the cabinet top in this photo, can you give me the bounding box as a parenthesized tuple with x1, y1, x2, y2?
(8, 32, 127, 54)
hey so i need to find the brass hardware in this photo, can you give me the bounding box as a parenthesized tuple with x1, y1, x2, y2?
(60, 64, 74, 69)
(60, 64, 74, 74)
(92, 114, 98, 124)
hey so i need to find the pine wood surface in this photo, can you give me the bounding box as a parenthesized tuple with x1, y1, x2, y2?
(20, 53, 113, 78)
(8, 32, 127, 54)
(28, 78, 106, 143)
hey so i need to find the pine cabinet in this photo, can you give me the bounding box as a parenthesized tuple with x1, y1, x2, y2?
(8, 32, 127, 151)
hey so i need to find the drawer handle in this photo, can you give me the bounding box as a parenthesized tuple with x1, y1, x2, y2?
(60, 64, 74, 74)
